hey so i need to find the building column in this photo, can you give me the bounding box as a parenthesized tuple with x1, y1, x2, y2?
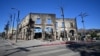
(58, 31, 60, 40)
(67, 30, 70, 41)
(31, 28, 34, 40)
(41, 16, 45, 40)
(42, 27, 45, 40)
(53, 31, 56, 40)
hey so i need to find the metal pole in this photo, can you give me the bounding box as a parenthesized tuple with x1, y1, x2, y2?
(9, 14, 12, 31)
(81, 16, 85, 35)
(7, 21, 9, 39)
(79, 12, 88, 37)
(11, 8, 20, 42)
(12, 13, 15, 39)
(61, 7, 66, 41)
(16, 10, 20, 42)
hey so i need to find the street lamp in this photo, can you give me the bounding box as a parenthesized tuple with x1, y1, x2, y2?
(12, 13, 15, 40)
(79, 12, 88, 37)
(11, 8, 20, 42)
(4, 21, 9, 39)
(60, 7, 66, 41)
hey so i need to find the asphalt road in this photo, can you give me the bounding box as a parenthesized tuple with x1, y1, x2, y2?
(0, 37, 80, 56)
(26, 45, 80, 56)
(0, 37, 12, 56)
(0, 37, 25, 56)
(67, 41, 100, 56)
(0, 37, 100, 56)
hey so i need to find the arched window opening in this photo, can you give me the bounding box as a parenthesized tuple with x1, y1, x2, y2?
(35, 18, 41, 24)
(70, 22, 74, 28)
(46, 18, 52, 24)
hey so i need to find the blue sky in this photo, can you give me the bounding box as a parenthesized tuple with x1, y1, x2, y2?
(0, 0, 100, 32)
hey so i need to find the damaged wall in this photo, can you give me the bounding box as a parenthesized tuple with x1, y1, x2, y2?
(18, 13, 78, 41)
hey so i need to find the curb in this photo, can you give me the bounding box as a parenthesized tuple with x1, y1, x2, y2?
(41, 40, 98, 46)
(42, 41, 75, 46)
(8, 40, 88, 47)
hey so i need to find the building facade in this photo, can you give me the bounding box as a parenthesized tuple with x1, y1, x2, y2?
(18, 13, 78, 41)
(56, 18, 78, 41)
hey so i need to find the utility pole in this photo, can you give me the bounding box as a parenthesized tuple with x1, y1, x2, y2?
(60, 7, 66, 41)
(5, 21, 9, 39)
(79, 12, 88, 37)
(11, 8, 20, 43)
(9, 14, 12, 30)
(16, 10, 20, 42)
(12, 13, 15, 39)
(9, 14, 12, 39)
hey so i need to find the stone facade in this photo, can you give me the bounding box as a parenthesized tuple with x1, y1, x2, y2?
(56, 18, 78, 41)
(18, 13, 78, 41)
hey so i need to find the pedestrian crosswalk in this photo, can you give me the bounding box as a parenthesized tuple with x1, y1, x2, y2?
(27, 45, 80, 56)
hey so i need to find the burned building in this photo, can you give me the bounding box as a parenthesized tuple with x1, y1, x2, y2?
(18, 13, 78, 41)
(56, 18, 78, 41)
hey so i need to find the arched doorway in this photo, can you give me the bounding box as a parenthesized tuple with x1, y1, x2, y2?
(69, 30, 74, 36)
(69, 30, 75, 40)
(60, 30, 67, 41)
(34, 27, 42, 39)
(45, 27, 53, 40)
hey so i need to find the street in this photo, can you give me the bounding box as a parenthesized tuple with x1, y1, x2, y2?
(0, 37, 25, 56)
(67, 41, 100, 56)
(0, 37, 13, 56)
(0, 37, 80, 56)
(26, 45, 80, 56)
(0, 37, 100, 56)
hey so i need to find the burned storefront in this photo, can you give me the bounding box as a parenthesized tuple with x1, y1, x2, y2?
(18, 13, 56, 40)
(18, 13, 78, 41)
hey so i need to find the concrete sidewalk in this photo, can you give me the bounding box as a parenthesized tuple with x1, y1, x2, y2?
(7, 39, 97, 48)
(7, 39, 68, 48)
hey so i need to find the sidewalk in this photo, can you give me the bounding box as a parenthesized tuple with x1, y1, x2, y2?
(7, 39, 69, 48)
(7, 39, 97, 48)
